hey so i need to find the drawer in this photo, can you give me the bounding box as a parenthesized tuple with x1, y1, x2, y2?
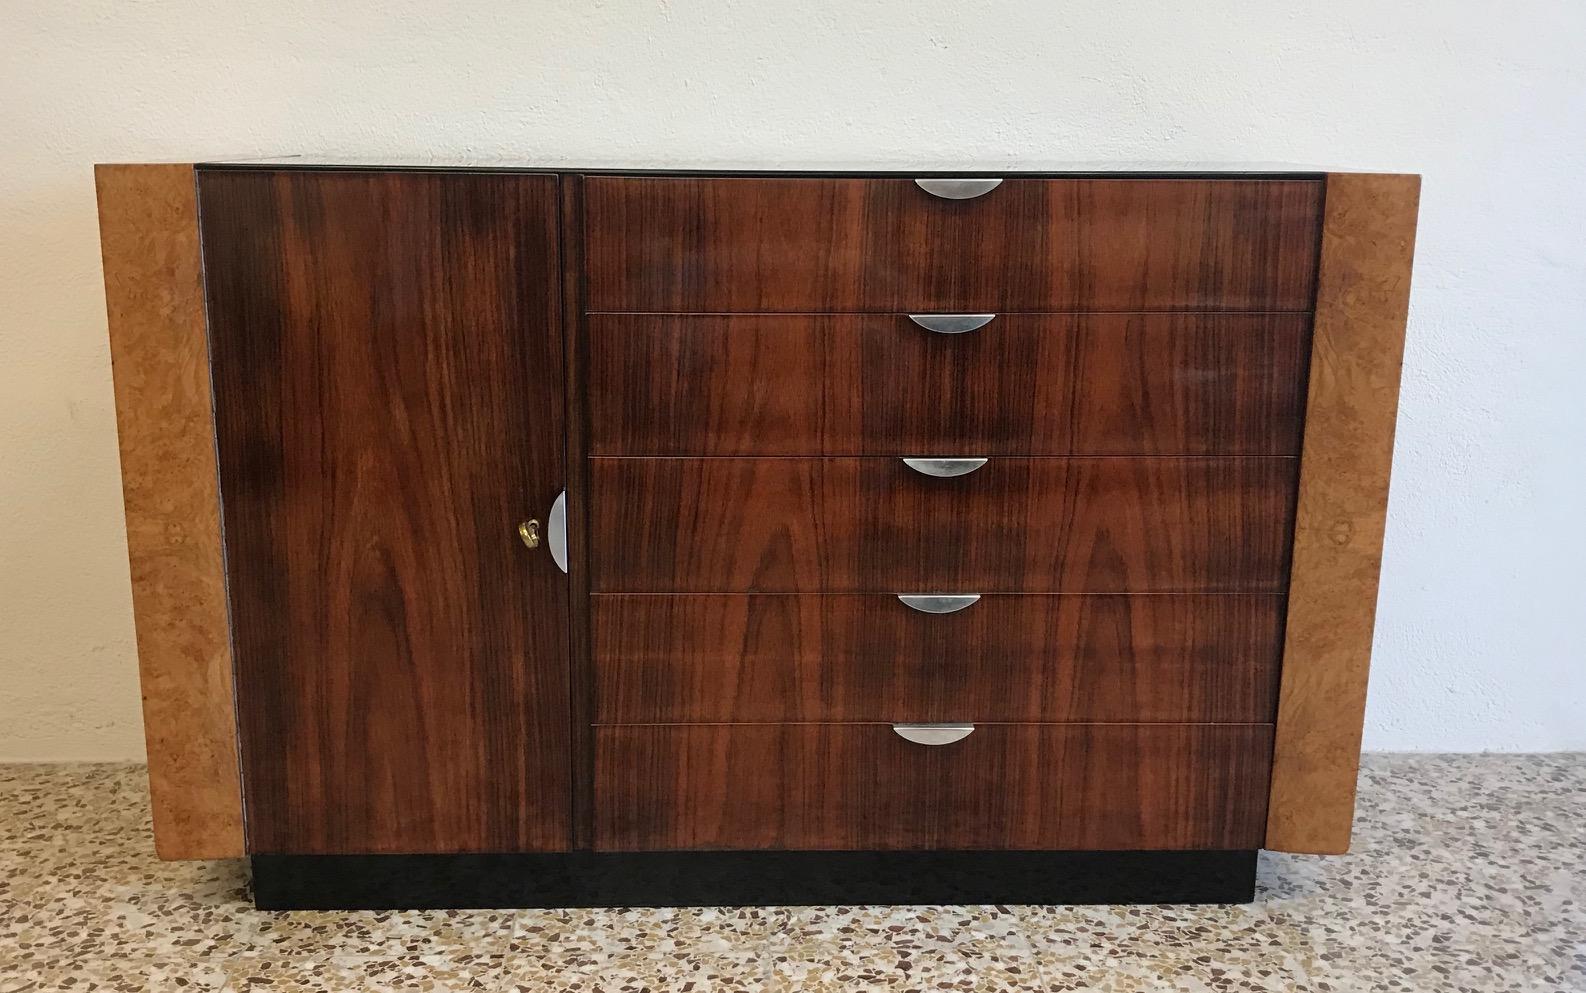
(588, 457, 1298, 593)
(594, 723, 1273, 851)
(587, 313, 1311, 456)
(581, 177, 1323, 312)
(593, 594, 1283, 723)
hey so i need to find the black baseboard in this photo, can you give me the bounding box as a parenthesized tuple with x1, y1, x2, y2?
(250, 850, 1257, 910)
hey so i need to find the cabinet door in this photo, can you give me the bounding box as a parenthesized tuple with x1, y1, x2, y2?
(199, 170, 570, 853)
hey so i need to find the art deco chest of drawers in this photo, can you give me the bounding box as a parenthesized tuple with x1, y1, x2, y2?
(95, 164, 1418, 908)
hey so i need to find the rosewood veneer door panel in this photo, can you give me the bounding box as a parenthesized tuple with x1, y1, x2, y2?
(588, 457, 1298, 593)
(581, 177, 1323, 312)
(586, 314, 1311, 456)
(199, 170, 571, 854)
(591, 594, 1284, 724)
(594, 724, 1274, 851)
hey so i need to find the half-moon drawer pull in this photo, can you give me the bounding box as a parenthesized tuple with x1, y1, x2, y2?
(908, 314, 997, 334)
(902, 457, 988, 478)
(897, 594, 980, 614)
(892, 723, 975, 745)
(548, 490, 568, 574)
(914, 178, 1003, 200)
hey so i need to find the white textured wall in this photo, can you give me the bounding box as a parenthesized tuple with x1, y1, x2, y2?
(2, 0, 1582, 758)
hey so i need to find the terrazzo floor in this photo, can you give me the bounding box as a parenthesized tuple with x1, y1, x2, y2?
(0, 755, 1582, 991)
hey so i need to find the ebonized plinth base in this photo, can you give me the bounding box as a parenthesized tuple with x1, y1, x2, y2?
(251, 850, 1257, 910)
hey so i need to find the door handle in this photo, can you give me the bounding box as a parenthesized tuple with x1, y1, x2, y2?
(908, 314, 996, 334)
(914, 178, 1002, 200)
(902, 457, 988, 478)
(892, 724, 975, 745)
(522, 492, 568, 572)
(897, 594, 981, 614)
(548, 490, 568, 574)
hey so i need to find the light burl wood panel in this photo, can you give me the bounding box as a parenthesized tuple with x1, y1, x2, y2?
(1266, 173, 1420, 854)
(95, 164, 244, 859)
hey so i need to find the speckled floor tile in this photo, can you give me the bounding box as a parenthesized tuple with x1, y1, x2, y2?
(765, 948, 906, 992)
(511, 906, 783, 956)
(1024, 906, 1320, 991)
(0, 764, 149, 857)
(772, 904, 1030, 956)
(764, 906, 1039, 992)
(1251, 756, 1586, 992)
(0, 957, 230, 993)
(0, 860, 256, 963)
(220, 954, 502, 991)
(1019, 901, 1284, 956)
(503, 951, 767, 992)
(240, 908, 517, 958)
(3, 900, 518, 966)
(1036, 945, 1319, 992)
(0, 754, 1582, 992)
(768, 945, 1045, 992)
(0, 778, 511, 964)
(1302, 947, 1581, 993)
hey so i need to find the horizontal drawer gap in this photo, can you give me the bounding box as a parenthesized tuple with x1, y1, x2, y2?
(590, 721, 1277, 728)
(591, 453, 1304, 460)
(590, 591, 1289, 598)
(587, 455, 1301, 462)
(573, 171, 1327, 179)
(593, 590, 1292, 596)
(586, 309, 1317, 318)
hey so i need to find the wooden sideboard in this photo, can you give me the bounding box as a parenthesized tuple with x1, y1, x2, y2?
(96, 163, 1418, 908)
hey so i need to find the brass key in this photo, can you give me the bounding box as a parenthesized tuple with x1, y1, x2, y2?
(517, 519, 541, 549)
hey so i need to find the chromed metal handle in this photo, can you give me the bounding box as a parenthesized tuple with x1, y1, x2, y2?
(548, 490, 568, 574)
(902, 457, 988, 478)
(914, 178, 1003, 200)
(897, 594, 980, 614)
(908, 314, 996, 334)
(892, 723, 975, 745)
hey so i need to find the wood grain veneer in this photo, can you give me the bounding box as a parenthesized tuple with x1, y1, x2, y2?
(1266, 173, 1420, 854)
(95, 164, 245, 860)
(593, 594, 1284, 723)
(199, 170, 572, 854)
(582, 177, 1323, 312)
(589, 457, 1298, 593)
(595, 723, 1274, 851)
(586, 314, 1311, 456)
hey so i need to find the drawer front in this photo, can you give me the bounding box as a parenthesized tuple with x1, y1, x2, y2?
(589, 457, 1297, 593)
(594, 723, 1273, 851)
(582, 177, 1323, 312)
(587, 313, 1310, 456)
(592, 594, 1283, 724)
